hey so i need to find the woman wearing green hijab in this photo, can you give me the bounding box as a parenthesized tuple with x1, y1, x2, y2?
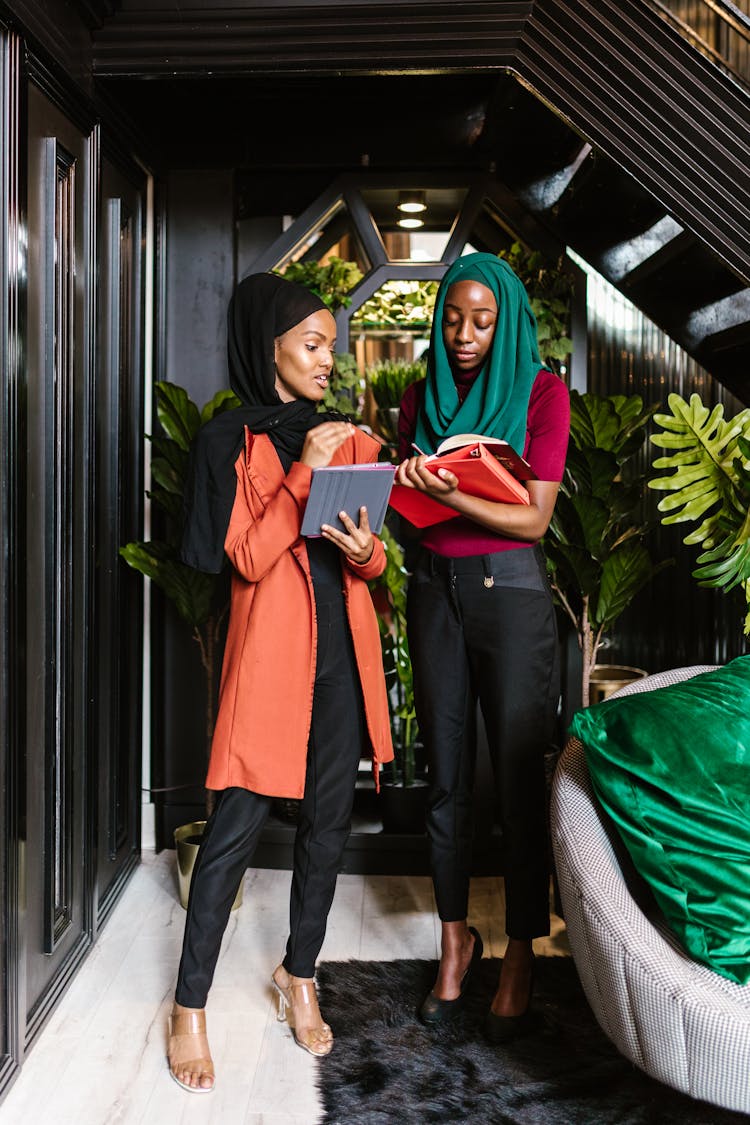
(396, 252, 570, 1042)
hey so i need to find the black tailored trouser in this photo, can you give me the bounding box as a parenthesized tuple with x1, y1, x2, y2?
(407, 546, 559, 939)
(175, 589, 364, 1008)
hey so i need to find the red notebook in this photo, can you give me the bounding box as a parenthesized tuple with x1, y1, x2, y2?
(389, 440, 531, 528)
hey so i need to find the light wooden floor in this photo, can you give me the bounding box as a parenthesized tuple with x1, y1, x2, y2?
(1, 849, 569, 1125)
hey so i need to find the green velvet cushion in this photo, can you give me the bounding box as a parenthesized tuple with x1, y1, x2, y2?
(569, 656, 750, 985)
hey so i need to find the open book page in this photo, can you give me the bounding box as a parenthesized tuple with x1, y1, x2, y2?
(301, 463, 396, 537)
(424, 434, 536, 481)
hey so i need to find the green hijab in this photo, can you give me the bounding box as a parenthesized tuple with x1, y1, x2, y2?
(414, 252, 541, 455)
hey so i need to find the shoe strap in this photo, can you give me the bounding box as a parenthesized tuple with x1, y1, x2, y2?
(289, 980, 316, 1006)
(171, 1009, 207, 1036)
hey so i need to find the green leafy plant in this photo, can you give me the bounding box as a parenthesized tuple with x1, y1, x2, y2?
(278, 256, 363, 311)
(322, 350, 365, 420)
(351, 279, 438, 330)
(366, 357, 427, 445)
(367, 357, 428, 410)
(544, 390, 670, 706)
(497, 241, 573, 373)
(120, 381, 241, 761)
(371, 525, 418, 785)
(649, 392, 750, 634)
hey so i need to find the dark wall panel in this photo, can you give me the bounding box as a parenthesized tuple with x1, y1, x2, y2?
(155, 168, 234, 847)
(164, 169, 234, 404)
(0, 13, 149, 1099)
(94, 153, 146, 924)
(0, 24, 23, 1094)
(23, 76, 95, 1044)
(583, 262, 748, 674)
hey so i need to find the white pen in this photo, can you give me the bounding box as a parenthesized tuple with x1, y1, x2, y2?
(411, 442, 428, 456)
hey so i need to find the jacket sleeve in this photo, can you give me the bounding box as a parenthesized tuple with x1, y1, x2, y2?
(224, 457, 312, 583)
(344, 534, 386, 580)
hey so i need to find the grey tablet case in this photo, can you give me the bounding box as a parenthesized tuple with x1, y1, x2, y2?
(300, 463, 396, 537)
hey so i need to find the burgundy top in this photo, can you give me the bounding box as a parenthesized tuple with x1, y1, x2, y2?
(397, 369, 570, 557)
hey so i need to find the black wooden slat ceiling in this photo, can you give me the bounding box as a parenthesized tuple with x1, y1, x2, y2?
(81, 0, 750, 401)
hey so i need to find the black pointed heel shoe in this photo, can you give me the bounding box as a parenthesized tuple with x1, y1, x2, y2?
(419, 927, 484, 1025)
(484, 955, 535, 1044)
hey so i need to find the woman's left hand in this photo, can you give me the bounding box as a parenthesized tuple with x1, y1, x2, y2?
(320, 507, 375, 564)
(396, 455, 460, 497)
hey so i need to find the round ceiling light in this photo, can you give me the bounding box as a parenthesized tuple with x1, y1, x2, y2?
(397, 190, 427, 214)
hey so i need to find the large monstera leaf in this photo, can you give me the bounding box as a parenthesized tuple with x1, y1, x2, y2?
(650, 393, 750, 542)
(649, 394, 750, 627)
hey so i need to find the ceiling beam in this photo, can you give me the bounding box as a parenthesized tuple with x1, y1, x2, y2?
(91, 2, 532, 76)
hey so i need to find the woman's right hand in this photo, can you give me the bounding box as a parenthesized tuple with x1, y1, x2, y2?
(300, 421, 356, 468)
(396, 455, 460, 498)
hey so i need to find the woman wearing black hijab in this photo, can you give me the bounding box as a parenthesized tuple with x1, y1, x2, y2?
(168, 273, 393, 1093)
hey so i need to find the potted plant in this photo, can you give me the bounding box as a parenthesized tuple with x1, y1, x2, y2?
(370, 525, 427, 833)
(120, 380, 243, 905)
(366, 356, 427, 445)
(649, 391, 750, 635)
(543, 389, 671, 707)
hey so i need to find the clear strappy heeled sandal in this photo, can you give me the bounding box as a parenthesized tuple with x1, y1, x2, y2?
(271, 965, 334, 1057)
(167, 1006, 216, 1093)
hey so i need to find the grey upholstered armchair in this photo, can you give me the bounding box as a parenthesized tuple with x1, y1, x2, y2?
(550, 666, 750, 1115)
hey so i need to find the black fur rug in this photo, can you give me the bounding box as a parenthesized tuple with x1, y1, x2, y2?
(315, 957, 748, 1125)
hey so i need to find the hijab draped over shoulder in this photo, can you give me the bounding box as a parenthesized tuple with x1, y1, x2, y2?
(181, 272, 344, 573)
(413, 252, 542, 456)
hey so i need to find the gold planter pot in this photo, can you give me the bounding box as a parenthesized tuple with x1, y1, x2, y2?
(174, 821, 243, 911)
(589, 664, 648, 705)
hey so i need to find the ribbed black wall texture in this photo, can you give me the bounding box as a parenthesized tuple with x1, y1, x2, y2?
(583, 261, 748, 672)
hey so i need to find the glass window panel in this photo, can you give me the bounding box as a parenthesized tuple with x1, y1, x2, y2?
(269, 198, 373, 278)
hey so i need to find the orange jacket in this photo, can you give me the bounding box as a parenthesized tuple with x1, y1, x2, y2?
(205, 426, 394, 798)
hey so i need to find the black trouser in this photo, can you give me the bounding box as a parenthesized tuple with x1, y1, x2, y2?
(407, 546, 559, 939)
(175, 590, 364, 1008)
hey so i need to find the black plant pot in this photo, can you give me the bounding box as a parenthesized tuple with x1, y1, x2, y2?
(380, 779, 429, 835)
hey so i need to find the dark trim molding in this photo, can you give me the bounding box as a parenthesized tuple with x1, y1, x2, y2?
(24, 46, 97, 132)
(69, 0, 117, 32)
(1, 25, 25, 1096)
(24, 933, 92, 1049)
(96, 850, 139, 930)
(82, 120, 99, 947)
(91, 2, 532, 76)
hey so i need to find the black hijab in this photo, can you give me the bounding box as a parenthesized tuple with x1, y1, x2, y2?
(181, 272, 346, 573)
